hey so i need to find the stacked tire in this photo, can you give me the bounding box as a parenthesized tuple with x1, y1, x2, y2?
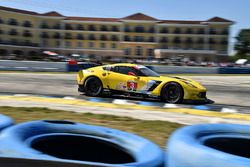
(0, 120, 164, 167)
(167, 124, 250, 167)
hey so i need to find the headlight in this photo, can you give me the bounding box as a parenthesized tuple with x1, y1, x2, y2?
(183, 81, 197, 88)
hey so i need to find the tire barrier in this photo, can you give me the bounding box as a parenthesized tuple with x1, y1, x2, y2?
(218, 67, 250, 74)
(0, 114, 14, 131)
(166, 124, 250, 167)
(0, 120, 164, 167)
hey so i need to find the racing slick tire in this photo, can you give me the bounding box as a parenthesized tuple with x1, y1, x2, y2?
(166, 124, 250, 167)
(0, 114, 14, 131)
(0, 120, 164, 167)
(161, 82, 183, 104)
(84, 76, 103, 97)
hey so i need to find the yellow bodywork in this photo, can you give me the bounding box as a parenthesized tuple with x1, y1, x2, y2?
(77, 63, 207, 101)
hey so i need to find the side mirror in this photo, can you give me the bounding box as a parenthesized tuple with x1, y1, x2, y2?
(128, 72, 136, 76)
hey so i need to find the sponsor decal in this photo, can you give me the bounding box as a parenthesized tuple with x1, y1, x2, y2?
(127, 81, 138, 91)
(116, 82, 127, 91)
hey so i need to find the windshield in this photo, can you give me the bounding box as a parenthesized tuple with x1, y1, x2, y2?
(137, 66, 160, 77)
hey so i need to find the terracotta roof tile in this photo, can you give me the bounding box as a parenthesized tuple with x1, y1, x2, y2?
(159, 20, 202, 24)
(42, 11, 64, 17)
(122, 13, 158, 21)
(0, 6, 38, 15)
(206, 17, 233, 23)
(65, 17, 119, 22)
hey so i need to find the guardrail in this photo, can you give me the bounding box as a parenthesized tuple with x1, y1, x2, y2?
(1, 60, 250, 74)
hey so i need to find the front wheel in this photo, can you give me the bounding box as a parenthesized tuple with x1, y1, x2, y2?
(161, 82, 183, 103)
(84, 77, 103, 97)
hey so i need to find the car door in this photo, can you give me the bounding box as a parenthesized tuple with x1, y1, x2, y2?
(107, 66, 145, 93)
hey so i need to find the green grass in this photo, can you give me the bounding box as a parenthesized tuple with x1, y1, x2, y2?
(0, 106, 183, 148)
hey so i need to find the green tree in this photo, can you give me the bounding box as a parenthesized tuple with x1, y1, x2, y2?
(235, 29, 250, 59)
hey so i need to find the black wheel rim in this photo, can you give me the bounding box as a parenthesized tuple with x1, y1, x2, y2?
(86, 78, 101, 95)
(165, 85, 180, 103)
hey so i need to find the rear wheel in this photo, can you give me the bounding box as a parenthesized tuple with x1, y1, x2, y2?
(161, 82, 183, 103)
(84, 77, 103, 97)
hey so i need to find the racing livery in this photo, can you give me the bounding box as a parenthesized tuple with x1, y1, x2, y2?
(77, 63, 207, 103)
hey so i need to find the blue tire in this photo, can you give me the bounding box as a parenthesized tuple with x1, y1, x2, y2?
(167, 124, 250, 167)
(0, 114, 14, 131)
(0, 120, 163, 167)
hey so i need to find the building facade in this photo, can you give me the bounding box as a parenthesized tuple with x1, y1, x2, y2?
(0, 6, 233, 62)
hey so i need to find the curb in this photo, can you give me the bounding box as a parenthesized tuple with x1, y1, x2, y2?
(0, 94, 249, 121)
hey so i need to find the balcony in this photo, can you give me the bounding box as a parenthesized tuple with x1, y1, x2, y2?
(76, 25, 84, 31)
(40, 24, 50, 29)
(76, 34, 84, 40)
(100, 26, 108, 31)
(53, 33, 61, 39)
(0, 29, 3, 34)
(0, 18, 3, 24)
(22, 21, 32, 28)
(160, 28, 169, 33)
(40, 33, 50, 38)
(111, 26, 119, 32)
(64, 34, 73, 40)
(53, 24, 61, 29)
(88, 25, 96, 31)
(88, 35, 96, 40)
(8, 19, 18, 26)
(23, 32, 33, 37)
(0, 40, 39, 47)
(65, 24, 73, 30)
(111, 35, 119, 41)
(8, 30, 18, 36)
(160, 38, 168, 43)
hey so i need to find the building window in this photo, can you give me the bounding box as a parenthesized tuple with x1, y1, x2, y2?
(0, 18, 3, 24)
(0, 29, 4, 35)
(222, 29, 229, 35)
(148, 27, 155, 33)
(125, 26, 131, 32)
(88, 25, 96, 31)
(185, 37, 193, 44)
(111, 35, 119, 41)
(56, 41, 60, 47)
(23, 30, 32, 37)
(9, 29, 18, 36)
(8, 18, 18, 26)
(65, 33, 72, 40)
(89, 42, 94, 48)
(77, 34, 84, 40)
(124, 48, 131, 55)
(135, 26, 145, 33)
(77, 24, 84, 30)
(100, 35, 108, 41)
(111, 43, 116, 48)
(160, 37, 168, 43)
(135, 46, 142, 56)
(88, 34, 96, 40)
(160, 28, 169, 33)
(174, 28, 181, 34)
(147, 49, 154, 57)
(197, 28, 205, 34)
(112, 26, 119, 32)
(209, 28, 217, 35)
(124, 35, 131, 41)
(65, 24, 73, 30)
(53, 32, 61, 39)
(40, 21, 49, 29)
(100, 43, 106, 48)
(53, 23, 61, 29)
(173, 37, 181, 44)
(23, 21, 32, 27)
(209, 38, 216, 44)
(42, 39, 48, 47)
(197, 38, 204, 44)
(65, 41, 71, 48)
(100, 25, 108, 31)
(77, 42, 82, 48)
(134, 36, 144, 42)
(148, 37, 155, 42)
(186, 28, 193, 34)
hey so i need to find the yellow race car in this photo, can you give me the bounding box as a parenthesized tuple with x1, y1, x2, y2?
(77, 63, 207, 103)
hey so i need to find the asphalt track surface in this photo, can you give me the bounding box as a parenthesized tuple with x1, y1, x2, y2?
(0, 73, 249, 114)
